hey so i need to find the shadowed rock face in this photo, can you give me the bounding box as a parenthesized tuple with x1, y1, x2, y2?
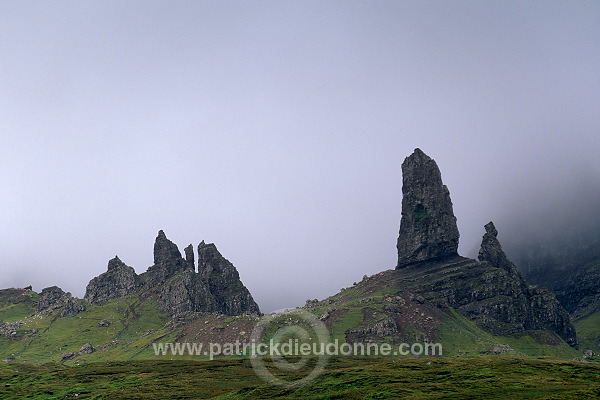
(479, 221, 519, 273)
(154, 230, 182, 265)
(83, 231, 261, 318)
(146, 230, 192, 281)
(37, 286, 85, 317)
(84, 256, 139, 305)
(198, 241, 261, 316)
(184, 244, 195, 270)
(476, 222, 577, 348)
(396, 148, 459, 268)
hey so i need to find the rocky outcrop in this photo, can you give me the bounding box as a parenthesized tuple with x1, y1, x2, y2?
(198, 241, 261, 316)
(396, 148, 459, 268)
(391, 149, 577, 348)
(0, 321, 23, 336)
(479, 221, 520, 274)
(476, 221, 576, 345)
(146, 230, 192, 281)
(37, 286, 85, 317)
(79, 343, 94, 355)
(140, 233, 260, 317)
(184, 244, 195, 270)
(84, 256, 139, 305)
(37, 286, 69, 312)
(82, 230, 261, 318)
(409, 222, 578, 348)
(60, 343, 95, 363)
(150, 269, 219, 317)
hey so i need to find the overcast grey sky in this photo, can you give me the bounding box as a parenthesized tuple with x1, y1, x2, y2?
(1, 1, 599, 312)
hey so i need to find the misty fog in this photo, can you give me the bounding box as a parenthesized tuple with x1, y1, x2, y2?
(1, 2, 599, 313)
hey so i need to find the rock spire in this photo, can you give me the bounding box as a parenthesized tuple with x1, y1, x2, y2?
(146, 230, 192, 280)
(83, 230, 261, 318)
(396, 148, 460, 268)
(478, 221, 518, 273)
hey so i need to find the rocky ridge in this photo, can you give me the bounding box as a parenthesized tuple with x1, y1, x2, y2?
(84, 230, 260, 318)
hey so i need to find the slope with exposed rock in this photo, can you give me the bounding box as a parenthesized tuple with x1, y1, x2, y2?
(0, 148, 593, 363)
(309, 148, 579, 354)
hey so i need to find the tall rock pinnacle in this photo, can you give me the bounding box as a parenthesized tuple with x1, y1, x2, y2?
(478, 221, 518, 273)
(396, 148, 460, 268)
(147, 230, 191, 281)
(154, 230, 182, 265)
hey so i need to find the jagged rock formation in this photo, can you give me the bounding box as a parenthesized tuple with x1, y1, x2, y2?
(478, 222, 576, 346)
(407, 222, 578, 348)
(146, 230, 192, 281)
(184, 244, 195, 269)
(479, 221, 519, 274)
(198, 241, 261, 316)
(84, 256, 139, 305)
(396, 148, 459, 268)
(392, 149, 577, 348)
(83, 231, 261, 318)
(37, 286, 85, 317)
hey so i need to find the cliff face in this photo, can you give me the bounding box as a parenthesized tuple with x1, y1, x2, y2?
(396, 148, 460, 268)
(146, 230, 193, 282)
(395, 149, 577, 348)
(198, 241, 261, 316)
(84, 231, 260, 318)
(84, 257, 139, 305)
(504, 232, 600, 319)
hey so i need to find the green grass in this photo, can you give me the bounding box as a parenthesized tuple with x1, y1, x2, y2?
(436, 308, 500, 356)
(435, 308, 581, 358)
(574, 310, 600, 359)
(1, 356, 599, 399)
(329, 308, 363, 342)
(499, 331, 581, 359)
(0, 303, 35, 322)
(0, 296, 170, 363)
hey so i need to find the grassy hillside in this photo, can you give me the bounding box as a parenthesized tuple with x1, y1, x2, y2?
(0, 267, 586, 364)
(0, 289, 38, 322)
(305, 268, 582, 359)
(0, 295, 172, 363)
(574, 310, 600, 360)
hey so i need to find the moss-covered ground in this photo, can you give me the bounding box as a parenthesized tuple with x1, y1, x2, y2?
(1, 356, 599, 399)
